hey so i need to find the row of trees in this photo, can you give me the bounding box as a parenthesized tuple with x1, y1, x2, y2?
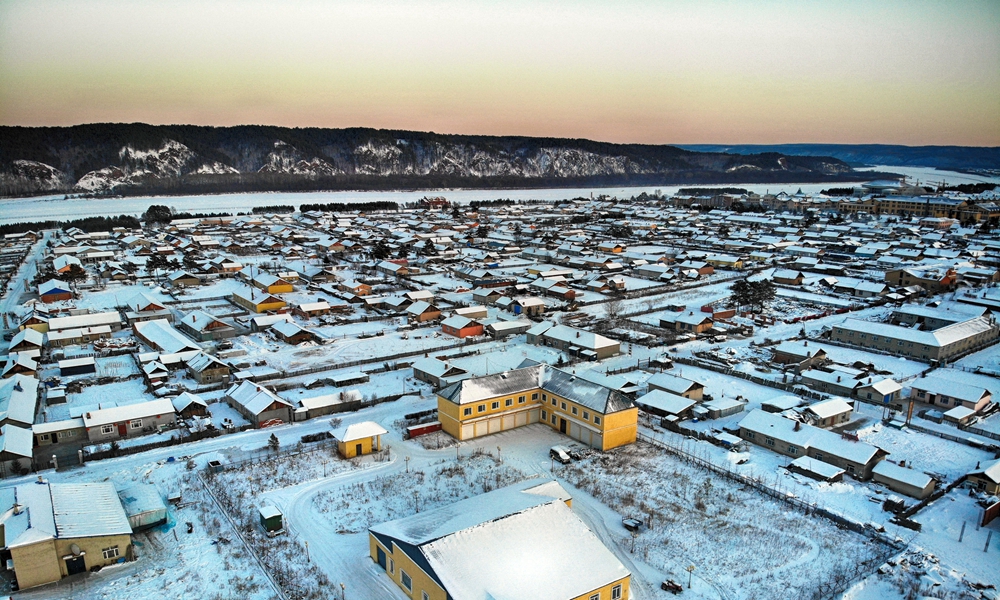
(729, 279, 777, 312)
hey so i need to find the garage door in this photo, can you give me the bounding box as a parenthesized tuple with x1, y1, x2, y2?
(461, 423, 475, 439)
(569, 422, 582, 443)
(474, 421, 489, 437)
(515, 412, 527, 427)
(502, 415, 516, 431)
(488, 417, 502, 434)
(591, 432, 603, 450)
(528, 408, 539, 423)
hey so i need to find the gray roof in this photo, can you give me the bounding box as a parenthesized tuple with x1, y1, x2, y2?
(438, 364, 633, 415)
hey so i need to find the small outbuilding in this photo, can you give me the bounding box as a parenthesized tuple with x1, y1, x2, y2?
(259, 505, 283, 533)
(872, 461, 936, 500)
(117, 483, 169, 531)
(331, 421, 388, 458)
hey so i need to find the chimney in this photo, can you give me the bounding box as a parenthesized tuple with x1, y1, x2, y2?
(794, 421, 801, 431)
(576, 331, 580, 338)
(803, 341, 808, 346)
(12, 503, 21, 515)
(836, 376, 841, 383)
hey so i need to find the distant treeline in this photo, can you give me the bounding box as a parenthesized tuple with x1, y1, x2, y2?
(821, 187, 857, 196)
(677, 187, 749, 196)
(942, 183, 998, 194)
(251, 205, 295, 214)
(300, 201, 399, 213)
(0, 214, 140, 236)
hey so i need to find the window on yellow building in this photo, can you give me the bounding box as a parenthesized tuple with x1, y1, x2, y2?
(541, 410, 547, 420)
(590, 594, 600, 600)
(551, 398, 557, 406)
(505, 398, 513, 407)
(583, 411, 590, 420)
(571, 406, 578, 415)
(532, 393, 539, 400)
(561, 402, 567, 410)
(612, 584, 622, 599)
(401, 571, 412, 592)
(463, 407, 472, 416)
(551, 414, 557, 425)
(542, 393, 547, 401)
(594, 416, 602, 425)
(492, 401, 499, 409)
(478, 405, 485, 413)
(518, 395, 526, 403)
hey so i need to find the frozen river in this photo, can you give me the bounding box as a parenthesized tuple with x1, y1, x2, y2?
(0, 165, 996, 225)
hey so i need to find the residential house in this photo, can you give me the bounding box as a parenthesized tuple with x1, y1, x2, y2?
(186, 352, 231, 385)
(440, 315, 483, 338)
(646, 372, 705, 400)
(171, 392, 209, 419)
(872, 461, 936, 500)
(405, 301, 442, 323)
(224, 380, 293, 427)
(525, 322, 620, 360)
(801, 398, 853, 428)
(176, 310, 237, 341)
(908, 375, 993, 413)
(81, 399, 176, 443)
(411, 357, 470, 388)
(38, 279, 73, 303)
(770, 340, 828, 373)
(829, 316, 999, 362)
(232, 288, 287, 313)
(0, 482, 132, 589)
(738, 409, 888, 479)
(968, 458, 1000, 495)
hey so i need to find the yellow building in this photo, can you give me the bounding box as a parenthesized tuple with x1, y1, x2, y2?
(232, 288, 287, 313)
(1, 482, 133, 590)
(437, 363, 637, 451)
(369, 479, 631, 600)
(331, 421, 388, 458)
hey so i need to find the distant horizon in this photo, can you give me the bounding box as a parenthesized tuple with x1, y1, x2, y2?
(1, 1, 997, 147)
(2, 121, 999, 150)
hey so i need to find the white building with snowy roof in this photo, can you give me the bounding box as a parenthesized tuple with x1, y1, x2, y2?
(368, 479, 630, 600)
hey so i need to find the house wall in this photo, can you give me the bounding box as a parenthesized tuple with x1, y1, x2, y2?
(54, 534, 131, 578)
(369, 536, 448, 600)
(34, 426, 86, 447)
(10, 539, 61, 590)
(86, 412, 176, 443)
(337, 435, 380, 458)
(569, 576, 631, 600)
(40, 291, 73, 304)
(253, 405, 292, 427)
(968, 473, 999, 495)
(190, 366, 230, 384)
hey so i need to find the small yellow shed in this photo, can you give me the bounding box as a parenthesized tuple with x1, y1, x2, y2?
(332, 421, 388, 459)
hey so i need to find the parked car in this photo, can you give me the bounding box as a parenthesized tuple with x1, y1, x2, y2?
(549, 445, 572, 464)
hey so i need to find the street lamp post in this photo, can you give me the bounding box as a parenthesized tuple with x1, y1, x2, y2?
(686, 565, 695, 589)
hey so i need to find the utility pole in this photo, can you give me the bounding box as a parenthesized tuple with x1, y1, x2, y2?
(686, 565, 695, 589)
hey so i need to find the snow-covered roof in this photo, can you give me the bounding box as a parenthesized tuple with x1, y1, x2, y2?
(171, 392, 207, 412)
(635, 389, 695, 415)
(789, 456, 845, 480)
(804, 398, 853, 420)
(134, 319, 201, 354)
(374, 480, 630, 600)
(51, 482, 132, 538)
(82, 399, 175, 428)
(528, 322, 618, 350)
(0, 425, 33, 459)
(439, 364, 633, 415)
(331, 420, 388, 442)
(739, 409, 885, 466)
(646, 372, 703, 395)
(48, 311, 121, 331)
(973, 458, 1000, 484)
(909, 375, 990, 404)
(0, 374, 39, 426)
(225, 380, 292, 415)
(872, 461, 933, 490)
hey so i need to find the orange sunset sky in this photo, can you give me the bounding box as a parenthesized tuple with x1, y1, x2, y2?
(1, 0, 998, 146)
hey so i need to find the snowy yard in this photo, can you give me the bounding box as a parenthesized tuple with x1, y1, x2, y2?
(560, 441, 892, 600)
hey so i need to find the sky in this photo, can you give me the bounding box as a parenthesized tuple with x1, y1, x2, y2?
(0, 0, 998, 146)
